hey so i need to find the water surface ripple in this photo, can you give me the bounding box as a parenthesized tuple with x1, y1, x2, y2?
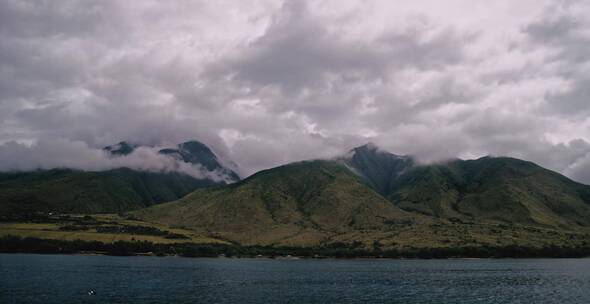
(1, 254, 589, 303)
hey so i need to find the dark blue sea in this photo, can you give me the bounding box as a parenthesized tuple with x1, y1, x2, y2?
(1, 254, 589, 303)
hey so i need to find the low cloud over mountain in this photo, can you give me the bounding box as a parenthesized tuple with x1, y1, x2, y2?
(0, 139, 237, 183)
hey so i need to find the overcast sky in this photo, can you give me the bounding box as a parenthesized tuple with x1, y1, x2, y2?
(1, 0, 590, 182)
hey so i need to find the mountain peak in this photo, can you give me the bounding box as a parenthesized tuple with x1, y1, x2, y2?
(103, 139, 240, 183)
(343, 143, 414, 195)
(160, 140, 218, 170)
(178, 140, 213, 155)
(103, 141, 136, 156)
(159, 140, 240, 182)
(350, 143, 408, 160)
(353, 142, 379, 151)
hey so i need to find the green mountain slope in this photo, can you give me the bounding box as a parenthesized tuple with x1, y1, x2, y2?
(387, 156, 590, 228)
(134, 160, 422, 246)
(0, 168, 217, 216)
(338, 144, 590, 229)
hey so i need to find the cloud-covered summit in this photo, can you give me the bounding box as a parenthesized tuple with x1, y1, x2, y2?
(0, 139, 238, 183)
(1, 0, 590, 183)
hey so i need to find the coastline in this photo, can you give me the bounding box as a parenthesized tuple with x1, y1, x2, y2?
(2, 235, 590, 259)
(2, 252, 590, 260)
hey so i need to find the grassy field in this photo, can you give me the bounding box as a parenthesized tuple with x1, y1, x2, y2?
(0, 214, 228, 245)
(3, 212, 590, 258)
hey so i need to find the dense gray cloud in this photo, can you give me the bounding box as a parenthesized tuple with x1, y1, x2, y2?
(209, 0, 467, 94)
(525, 2, 590, 117)
(1, 0, 590, 184)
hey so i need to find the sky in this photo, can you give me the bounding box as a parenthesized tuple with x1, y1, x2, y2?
(1, 0, 590, 183)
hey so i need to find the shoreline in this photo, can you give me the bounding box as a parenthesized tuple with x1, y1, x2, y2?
(2, 235, 590, 260)
(2, 251, 590, 260)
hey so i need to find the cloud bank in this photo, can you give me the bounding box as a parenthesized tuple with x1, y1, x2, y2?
(1, 0, 590, 183)
(0, 139, 233, 182)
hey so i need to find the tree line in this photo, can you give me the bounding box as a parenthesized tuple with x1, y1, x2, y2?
(2, 235, 590, 258)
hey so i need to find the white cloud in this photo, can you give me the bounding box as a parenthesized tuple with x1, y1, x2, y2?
(0, 139, 234, 182)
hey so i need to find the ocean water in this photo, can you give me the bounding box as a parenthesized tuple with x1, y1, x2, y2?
(1, 254, 589, 303)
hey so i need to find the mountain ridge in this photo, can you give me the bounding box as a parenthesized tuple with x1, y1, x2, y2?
(134, 143, 590, 249)
(0, 139, 240, 215)
(3, 141, 590, 251)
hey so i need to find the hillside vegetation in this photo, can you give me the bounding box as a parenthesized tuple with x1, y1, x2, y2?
(388, 157, 590, 228)
(135, 160, 420, 246)
(134, 156, 590, 250)
(0, 169, 217, 215)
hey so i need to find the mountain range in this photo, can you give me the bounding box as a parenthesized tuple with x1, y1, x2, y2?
(2, 141, 590, 250)
(134, 144, 590, 249)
